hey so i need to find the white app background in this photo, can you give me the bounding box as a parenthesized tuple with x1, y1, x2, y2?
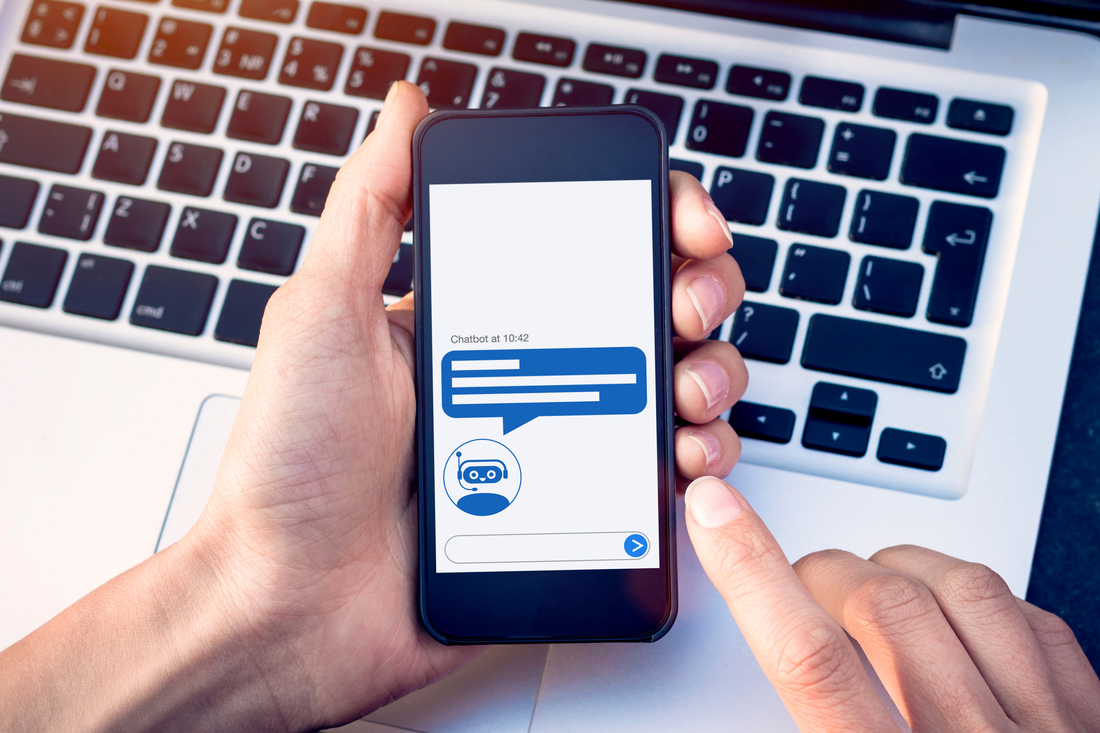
(430, 180, 660, 573)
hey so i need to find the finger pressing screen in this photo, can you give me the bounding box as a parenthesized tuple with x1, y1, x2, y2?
(684, 477, 899, 733)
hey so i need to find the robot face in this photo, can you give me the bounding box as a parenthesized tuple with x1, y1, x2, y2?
(460, 462, 505, 485)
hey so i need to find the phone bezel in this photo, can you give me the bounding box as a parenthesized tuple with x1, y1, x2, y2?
(413, 106, 676, 644)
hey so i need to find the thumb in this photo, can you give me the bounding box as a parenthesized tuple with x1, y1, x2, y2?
(684, 477, 897, 732)
(298, 80, 430, 298)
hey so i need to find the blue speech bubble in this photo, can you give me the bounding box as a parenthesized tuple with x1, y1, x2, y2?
(443, 347, 647, 434)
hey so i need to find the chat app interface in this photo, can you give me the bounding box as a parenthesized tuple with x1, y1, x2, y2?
(430, 179, 659, 573)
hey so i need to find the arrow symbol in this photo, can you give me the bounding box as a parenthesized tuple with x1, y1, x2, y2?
(945, 230, 976, 246)
(632, 539, 644, 552)
(753, 75, 763, 86)
(831, 431, 840, 441)
(840, 391, 848, 401)
(756, 415, 767, 424)
(9, 77, 36, 95)
(963, 170, 988, 185)
(906, 442, 916, 450)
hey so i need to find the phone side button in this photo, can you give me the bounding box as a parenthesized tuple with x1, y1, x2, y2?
(729, 402, 795, 444)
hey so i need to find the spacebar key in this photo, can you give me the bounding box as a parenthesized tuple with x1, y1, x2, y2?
(801, 315, 967, 393)
(0, 112, 92, 173)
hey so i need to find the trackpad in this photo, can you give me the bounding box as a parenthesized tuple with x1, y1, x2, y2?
(156, 395, 241, 552)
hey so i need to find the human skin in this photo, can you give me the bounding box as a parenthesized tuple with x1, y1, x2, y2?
(1, 81, 1097, 733)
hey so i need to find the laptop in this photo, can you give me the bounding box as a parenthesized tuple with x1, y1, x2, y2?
(1, 0, 1098, 729)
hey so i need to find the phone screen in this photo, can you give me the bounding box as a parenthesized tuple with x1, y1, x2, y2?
(429, 178, 659, 573)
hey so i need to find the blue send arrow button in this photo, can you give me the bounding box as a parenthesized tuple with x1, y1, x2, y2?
(624, 533, 649, 558)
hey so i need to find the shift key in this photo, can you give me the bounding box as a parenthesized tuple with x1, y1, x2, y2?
(801, 314, 966, 393)
(0, 112, 92, 173)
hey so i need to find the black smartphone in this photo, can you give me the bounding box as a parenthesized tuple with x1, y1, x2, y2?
(413, 107, 675, 644)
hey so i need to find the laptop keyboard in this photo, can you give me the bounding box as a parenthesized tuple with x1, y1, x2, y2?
(0, 0, 1041, 498)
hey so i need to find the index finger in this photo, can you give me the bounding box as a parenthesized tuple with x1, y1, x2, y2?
(683, 477, 899, 733)
(670, 170, 735, 260)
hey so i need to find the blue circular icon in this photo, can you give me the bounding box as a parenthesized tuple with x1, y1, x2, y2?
(443, 439, 522, 516)
(624, 533, 649, 558)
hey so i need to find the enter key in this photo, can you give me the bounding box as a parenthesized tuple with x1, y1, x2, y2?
(922, 201, 993, 327)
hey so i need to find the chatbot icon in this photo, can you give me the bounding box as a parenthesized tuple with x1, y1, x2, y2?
(444, 439, 521, 516)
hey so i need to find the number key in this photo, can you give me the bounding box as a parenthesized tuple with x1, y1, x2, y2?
(481, 67, 545, 109)
(416, 57, 477, 109)
(214, 27, 277, 80)
(344, 46, 409, 100)
(149, 17, 212, 70)
(685, 100, 754, 158)
(279, 37, 343, 90)
(85, 7, 148, 59)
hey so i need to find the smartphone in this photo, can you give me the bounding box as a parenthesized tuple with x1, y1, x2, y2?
(413, 107, 675, 644)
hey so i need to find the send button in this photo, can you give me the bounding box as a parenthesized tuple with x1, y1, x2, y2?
(624, 533, 649, 558)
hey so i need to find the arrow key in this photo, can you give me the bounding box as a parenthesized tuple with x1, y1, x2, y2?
(729, 402, 795, 444)
(877, 428, 946, 471)
(802, 381, 877, 457)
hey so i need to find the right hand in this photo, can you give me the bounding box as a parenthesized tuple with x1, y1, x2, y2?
(684, 475, 1100, 732)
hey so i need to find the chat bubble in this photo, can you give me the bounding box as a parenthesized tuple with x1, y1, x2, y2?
(443, 347, 647, 434)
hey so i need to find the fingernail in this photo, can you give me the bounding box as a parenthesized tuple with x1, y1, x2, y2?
(685, 275, 725, 334)
(686, 477, 744, 528)
(703, 198, 734, 247)
(687, 430, 721, 469)
(379, 81, 402, 123)
(684, 360, 729, 411)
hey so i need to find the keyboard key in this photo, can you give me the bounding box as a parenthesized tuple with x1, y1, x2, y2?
(214, 27, 277, 80)
(685, 100, 753, 158)
(149, 17, 212, 70)
(239, 0, 298, 23)
(293, 101, 358, 155)
(777, 178, 846, 238)
(551, 77, 613, 107)
(85, 7, 148, 59)
(799, 76, 863, 112)
(104, 196, 170, 252)
(0, 175, 40, 229)
(853, 255, 923, 317)
(757, 111, 824, 169)
(877, 428, 946, 471)
(215, 279, 277, 346)
(158, 142, 223, 196)
(481, 68, 545, 109)
(161, 80, 225, 133)
(96, 70, 160, 122)
(947, 99, 1013, 136)
(802, 314, 966, 392)
(62, 253, 134, 320)
(224, 152, 289, 208)
(22, 0, 84, 49)
(901, 134, 1005, 198)
(383, 242, 413, 296)
(922, 201, 992, 327)
(91, 131, 157, 185)
(306, 2, 367, 34)
(280, 37, 342, 90)
(728, 234, 777, 292)
(710, 167, 774, 226)
(443, 21, 505, 56)
(873, 87, 937, 124)
(374, 10, 434, 45)
(828, 123, 895, 181)
(849, 190, 918, 249)
(623, 89, 684, 142)
(226, 90, 292, 145)
(513, 32, 574, 67)
(170, 206, 237, 263)
(290, 163, 338, 216)
(780, 244, 849, 304)
(729, 402, 795, 443)
(654, 53, 717, 90)
(802, 382, 877, 457)
(345, 46, 410, 100)
(2, 54, 96, 112)
(416, 58, 477, 109)
(39, 184, 104, 241)
(669, 158, 703, 180)
(130, 265, 217, 335)
(0, 242, 67, 307)
(726, 65, 790, 101)
(238, 218, 303, 275)
(583, 43, 645, 78)
(0, 112, 91, 173)
(730, 301, 799, 363)
(365, 110, 380, 137)
(173, 0, 229, 12)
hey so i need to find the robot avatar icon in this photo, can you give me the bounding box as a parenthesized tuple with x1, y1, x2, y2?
(443, 439, 522, 516)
